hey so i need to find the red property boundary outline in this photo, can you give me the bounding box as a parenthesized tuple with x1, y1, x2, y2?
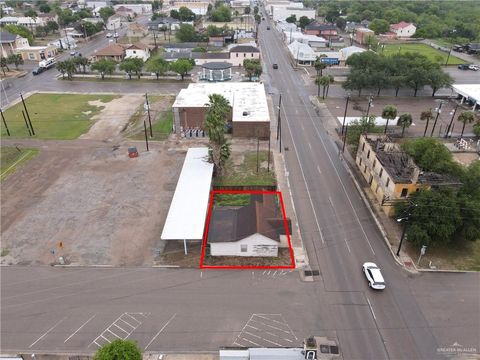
(200, 189, 296, 269)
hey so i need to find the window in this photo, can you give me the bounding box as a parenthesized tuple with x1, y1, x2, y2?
(244, 53, 246, 57)
(241, 244, 248, 252)
(236, 53, 238, 57)
(251, 53, 254, 57)
(373, 160, 376, 169)
(28, 53, 35, 60)
(367, 150, 370, 159)
(379, 168, 383, 178)
(364, 165, 367, 173)
(362, 142, 365, 151)
(386, 178, 390, 187)
(400, 188, 408, 197)
(359, 158, 362, 166)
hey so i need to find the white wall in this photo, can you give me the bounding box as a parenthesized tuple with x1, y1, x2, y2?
(210, 234, 279, 257)
(125, 49, 150, 61)
(272, 7, 315, 22)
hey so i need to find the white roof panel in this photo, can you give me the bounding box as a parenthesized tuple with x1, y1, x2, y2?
(161, 147, 213, 240)
(452, 84, 480, 102)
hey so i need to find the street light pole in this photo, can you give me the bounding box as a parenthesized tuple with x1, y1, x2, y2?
(430, 101, 443, 137)
(342, 95, 350, 135)
(396, 219, 408, 256)
(0, 108, 11, 136)
(277, 94, 282, 153)
(366, 95, 373, 117)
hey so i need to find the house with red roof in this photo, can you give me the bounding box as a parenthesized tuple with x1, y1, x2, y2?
(390, 21, 416, 38)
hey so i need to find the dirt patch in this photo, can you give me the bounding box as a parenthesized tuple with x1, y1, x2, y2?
(452, 152, 479, 165)
(80, 95, 144, 141)
(0, 141, 185, 266)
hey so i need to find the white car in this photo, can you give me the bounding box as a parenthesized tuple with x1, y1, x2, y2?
(113, 33, 119, 38)
(468, 64, 479, 71)
(362, 262, 386, 290)
(106, 33, 113, 38)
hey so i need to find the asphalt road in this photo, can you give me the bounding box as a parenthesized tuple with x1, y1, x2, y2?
(1, 15, 479, 360)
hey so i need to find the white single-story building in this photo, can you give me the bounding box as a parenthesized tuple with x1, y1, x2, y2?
(451, 84, 480, 111)
(125, 42, 151, 61)
(271, 6, 315, 22)
(113, 3, 152, 14)
(208, 194, 290, 257)
(339, 45, 366, 61)
(390, 21, 416, 38)
(287, 40, 317, 65)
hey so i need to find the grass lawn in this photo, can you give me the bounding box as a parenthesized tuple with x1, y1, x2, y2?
(128, 98, 174, 141)
(0, 146, 39, 181)
(381, 43, 464, 65)
(0, 93, 119, 139)
(61, 76, 190, 83)
(214, 194, 251, 206)
(214, 151, 276, 187)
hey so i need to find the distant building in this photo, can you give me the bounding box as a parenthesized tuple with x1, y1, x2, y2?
(229, 44, 260, 66)
(0, 16, 19, 25)
(106, 15, 122, 31)
(16, 44, 57, 61)
(356, 134, 460, 215)
(126, 22, 148, 38)
(37, 13, 59, 26)
(124, 42, 152, 61)
(287, 40, 316, 65)
(0, 31, 29, 57)
(271, 6, 315, 22)
(304, 22, 338, 38)
(172, 82, 270, 138)
(390, 21, 416, 38)
(339, 45, 365, 61)
(1, 6, 15, 15)
(230, 0, 251, 14)
(92, 43, 128, 61)
(166, 1, 209, 16)
(113, 3, 152, 14)
(355, 27, 374, 45)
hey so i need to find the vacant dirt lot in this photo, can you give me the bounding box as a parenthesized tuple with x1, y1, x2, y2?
(0, 138, 208, 266)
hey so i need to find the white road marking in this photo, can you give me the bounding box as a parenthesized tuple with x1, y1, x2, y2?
(344, 237, 352, 253)
(0, 150, 34, 178)
(272, 270, 277, 276)
(308, 142, 312, 150)
(241, 337, 261, 346)
(244, 331, 262, 339)
(250, 319, 291, 334)
(106, 329, 121, 338)
(64, 314, 96, 343)
(260, 337, 283, 347)
(119, 318, 135, 329)
(255, 314, 290, 326)
(367, 297, 377, 320)
(200, 271, 203, 278)
(124, 313, 141, 324)
(317, 165, 322, 174)
(145, 313, 177, 350)
(281, 315, 299, 341)
(245, 324, 260, 331)
(113, 323, 128, 334)
(29, 317, 66, 348)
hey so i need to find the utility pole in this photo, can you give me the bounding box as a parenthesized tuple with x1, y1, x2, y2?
(145, 93, 153, 137)
(267, 132, 271, 172)
(22, 110, 32, 136)
(20, 93, 35, 135)
(445, 102, 459, 138)
(0, 108, 10, 136)
(143, 120, 149, 151)
(342, 95, 350, 135)
(366, 95, 373, 117)
(396, 220, 407, 256)
(445, 47, 452, 66)
(256, 136, 260, 173)
(430, 101, 443, 137)
(342, 124, 348, 153)
(277, 94, 282, 153)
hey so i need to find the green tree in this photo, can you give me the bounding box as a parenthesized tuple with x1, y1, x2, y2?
(427, 69, 453, 97)
(99, 7, 115, 22)
(175, 24, 197, 42)
(397, 113, 413, 137)
(243, 58, 262, 81)
(381, 104, 397, 134)
(4, 24, 33, 45)
(25, 9, 38, 18)
(315, 75, 331, 99)
(285, 14, 296, 24)
(406, 67, 429, 97)
(336, 17, 346, 30)
(7, 53, 24, 69)
(178, 6, 196, 21)
(93, 339, 142, 360)
(244, 6, 251, 14)
(0, 57, 10, 75)
(457, 111, 476, 138)
(473, 122, 480, 138)
(120, 58, 144, 79)
(345, 115, 381, 153)
(73, 56, 89, 73)
(206, 25, 223, 37)
(35, 25, 47, 37)
(211, 5, 231, 22)
(146, 57, 169, 79)
(57, 59, 76, 79)
(91, 59, 117, 79)
(169, 58, 193, 80)
(368, 19, 390, 34)
(298, 16, 313, 29)
(314, 56, 326, 76)
(343, 69, 368, 96)
(253, 6, 259, 15)
(39, 3, 51, 13)
(420, 109, 433, 137)
(203, 94, 231, 176)
(46, 20, 59, 33)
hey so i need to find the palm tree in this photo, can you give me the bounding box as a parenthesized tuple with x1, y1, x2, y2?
(315, 75, 331, 99)
(397, 113, 413, 137)
(203, 94, 231, 176)
(381, 105, 397, 134)
(324, 74, 334, 97)
(420, 109, 433, 137)
(314, 56, 326, 77)
(457, 111, 476, 138)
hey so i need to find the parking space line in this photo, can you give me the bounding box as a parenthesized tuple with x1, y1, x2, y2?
(241, 337, 260, 346)
(244, 331, 262, 339)
(145, 313, 177, 350)
(250, 319, 291, 334)
(280, 315, 298, 341)
(113, 323, 128, 334)
(29, 317, 66, 348)
(124, 313, 141, 324)
(106, 329, 121, 338)
(64, 314, 96, 343)
(264, 330, 283, 338)
(255, 314, 289, 326)
(118, 318, 135, 329)
(260, 337, 283, 347)
(100, 335, 111, 343)
(245, 324, 260, 331)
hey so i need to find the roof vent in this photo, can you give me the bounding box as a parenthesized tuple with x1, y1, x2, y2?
(242, 111, 249, 116)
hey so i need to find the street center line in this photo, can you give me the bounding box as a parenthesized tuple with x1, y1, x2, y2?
(64, 314, 96, 343)
(308, 142, 312, 150)
(367, 297, 377, 320)
(145, 313, 177, 350)
(317, 165, 322, 174)
(29, 317, 67, 348)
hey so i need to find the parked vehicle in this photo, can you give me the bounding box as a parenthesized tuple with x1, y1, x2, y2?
(32, 67, 44, 75)
(266, 26, 270, 30)
(362, 262, 386, 290)
(458, 64, 470, 70)
(70, 51, 82, 57)
(468, 64, 479, 71)
(113, 33, 119, 38)
(39, 57, 56, 69)
(106, 33, 113, 38)
(452, 44, 464, 52)
(272, 63, 278, 69)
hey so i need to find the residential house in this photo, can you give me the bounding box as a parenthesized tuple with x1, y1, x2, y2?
(114, 5, 135, 19)
(37, 13, 59, 26)
(83, 1, 109, 9)
(17, 17, 41, 29)
(166, 1, 209, 16)
(113, 3, 152, 14)
(209, 36, 225, 47)
(339, 45, 365, 61)
(390, 21, 416, 38)
(284, 31, 328, 49)
(0, 31, 29, 57)
(148, 17, 185, 31)
(379, 31, 397, 41)
(355, 27, 374, 45)
(16, 44, 57, 61)
(304, 23, 337, 38)
(0, 16, 18, 26)
(92, 43, 128, 61)
(229, 45, 260, 66)
(125, 42, 151, 61)
(356, 134, 460, 216)
(164, 42, 200, 53)
(49, 36, 77, 50)
(1, 6, 15, 15)
(127, 23, 148, 38)
(230, 0, 251, 14)
(208, 194, 291, 257)
(172, 82, 270, 139)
